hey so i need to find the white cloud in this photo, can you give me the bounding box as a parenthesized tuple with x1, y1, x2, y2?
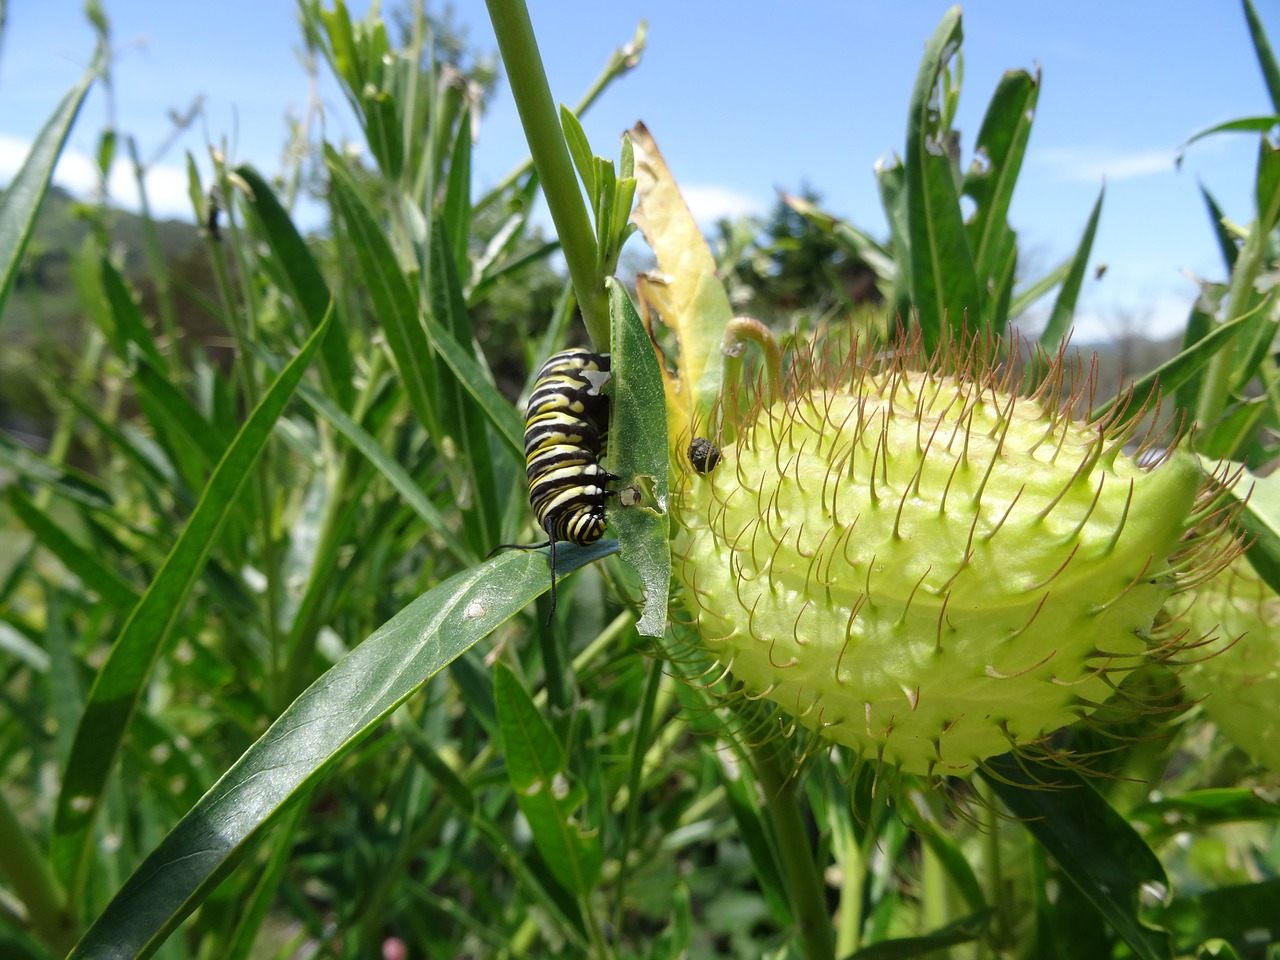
(0, 133, 195, 220)
(1034, 145, 1177, 183)
(678, 183, 766, 225)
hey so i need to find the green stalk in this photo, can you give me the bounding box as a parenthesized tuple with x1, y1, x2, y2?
(483, 0, 609, 349)
(751, 739, 835, 960)
(474, 20, 646, 216)
(0, 791, 78, 955)
(127, 137, 180, 363)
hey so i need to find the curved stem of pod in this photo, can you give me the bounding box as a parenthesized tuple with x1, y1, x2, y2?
(721, 316, 783, 439)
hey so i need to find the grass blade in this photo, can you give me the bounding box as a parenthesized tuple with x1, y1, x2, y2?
(0, 53, 97, 322)
(68, 541, 615, 960)
(51, 312, 330, 899)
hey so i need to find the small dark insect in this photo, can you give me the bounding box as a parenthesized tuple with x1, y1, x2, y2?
(206, 186, 222, 242)
(491, 349, 616, 622)
(688, 436, 722, 474)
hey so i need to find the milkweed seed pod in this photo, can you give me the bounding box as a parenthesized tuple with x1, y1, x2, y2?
(1175, 556, 1280, 771)
(673, 335, 1232, 779)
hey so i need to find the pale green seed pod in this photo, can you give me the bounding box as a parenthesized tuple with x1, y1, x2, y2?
(1176, 557, 1280, 770)
(674, 345, 1217, 778)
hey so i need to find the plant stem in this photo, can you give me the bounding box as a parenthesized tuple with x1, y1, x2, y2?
(474, 21, 646, 216)
(483, 0, 610, 350)
(0, 791, 78, 955)
(751, 739, 835, 960)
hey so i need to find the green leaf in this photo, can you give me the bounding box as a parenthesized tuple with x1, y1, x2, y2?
(100, 258, 167, 375)
(67, 540, 613, 960)
(50, 311, 330, 900)
(362, 88, 404, 180)
(1181, 115, 1280, 151)
(1243, 0, 1280, 111)
(0, 54, 97, 322)
(876, 157, 913, 320)
(236, 164, 355, 410)
(848, 909, 992, 959)
(494, 662, 603, 897)
(1229, 464, 1280, 598)
(1199, 184, 1240, 274)
(963, 68, 1039, 302)
(606, 279, 669, 637)
(327, 145, 441, 441)
(428, 217, 503, 549)
(560, 104, 596, 198)
(442, 110, 474, 283)
(6, 488, 140, 611)
(1132, 788, 1280, 842)
(1152, 878, 1280, 958)
(1039, 185, 1103, 349)
(1094, 300, 1255, 427)
(905, 7, 983, 345)
(981, 755, 1172, 960)
(276, 357, 471, 565)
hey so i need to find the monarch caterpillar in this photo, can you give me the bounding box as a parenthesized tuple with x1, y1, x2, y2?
(494, 348, 617, 621)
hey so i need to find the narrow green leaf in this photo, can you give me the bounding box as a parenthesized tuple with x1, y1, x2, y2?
(1199, 184, 1240, 273)
(1039, 185, 1103, 349)
(981, 755, 1172, 960)
(362, 88, 404, 180)
(1132, 788, 1280, 841)
(1152, 879, 1280, 958)
(1228, 464, 1280, 598)
(905, 7, 983, 344)
(6, 488, 140, 611)
(1008, 258, 1069, 319)
(428, 217, 502, 549)
(847, 909, 992, 959)
(1243, 0, 1280, 111)
(1095, 305, 1255, 426)
(0, 54, 97, 321)
(607, 279, 669, 637)
(326, 145, 441, 442)
(132, 357, 226, 466)
(236, 164, 355, 410)
(100, 258, 167, 376)
(963, 69, 1039, 303)
(1173, 283, 1226, 415)
(51, 312, 330, 899)
(442, 110, 473, 283)
(0, 436, 114, 512)
(560, 104, 596, 197)
(418, 302, 525, 459)
(67, 541, 613, 960)
(281, 360, 470, 564)
(1181, 115, 1280, 151)
(875, 157, 913, 319)
(494, 662, 603, 897)
(223, 804, 307, 960)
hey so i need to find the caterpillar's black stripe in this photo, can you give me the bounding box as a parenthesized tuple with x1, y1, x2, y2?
(492, 348, 616, 622)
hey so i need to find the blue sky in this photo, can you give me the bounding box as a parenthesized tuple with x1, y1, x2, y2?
(2, 2, 1277, 342)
